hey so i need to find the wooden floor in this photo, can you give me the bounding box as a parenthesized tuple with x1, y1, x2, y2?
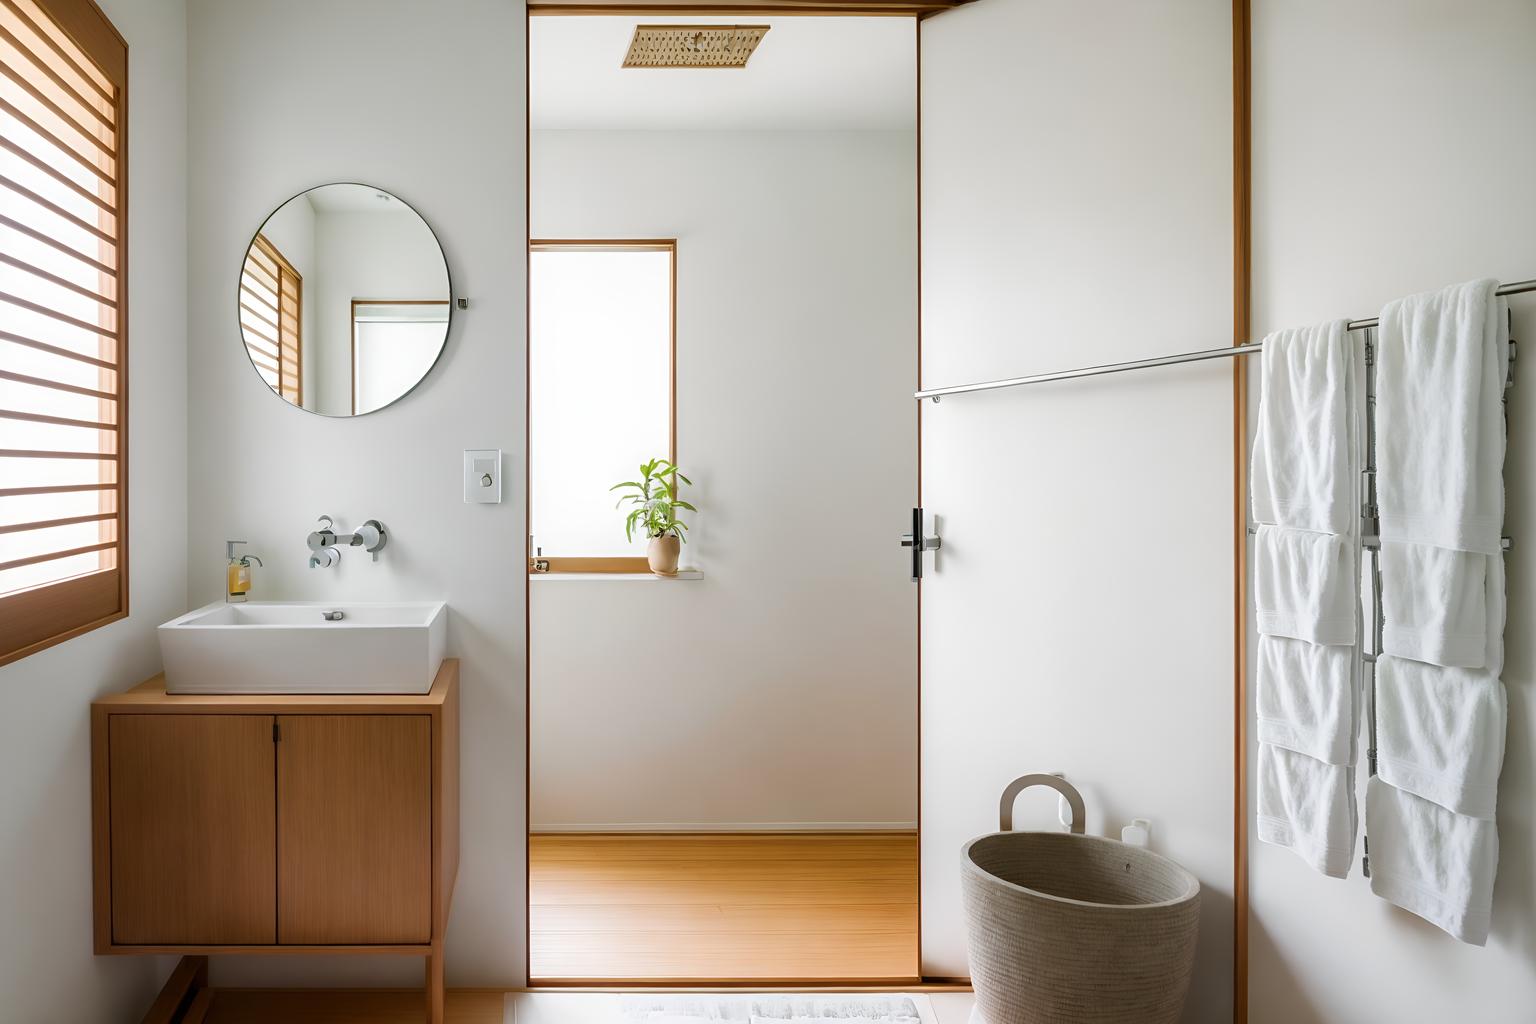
(528, 833, 921, 982)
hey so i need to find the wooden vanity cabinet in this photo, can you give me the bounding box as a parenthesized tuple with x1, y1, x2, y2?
(91, 660, 459, 1020)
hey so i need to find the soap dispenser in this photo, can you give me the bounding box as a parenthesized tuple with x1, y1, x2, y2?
(225, 541, 262, 603)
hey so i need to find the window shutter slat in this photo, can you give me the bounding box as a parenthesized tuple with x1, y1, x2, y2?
(0, 0, 125, 666)
(1, 0, 115, 102)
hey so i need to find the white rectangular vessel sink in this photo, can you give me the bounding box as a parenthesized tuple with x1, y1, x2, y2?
(159, 601, 447, 695)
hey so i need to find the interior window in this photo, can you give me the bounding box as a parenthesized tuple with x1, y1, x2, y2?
(0, 0, 128, 664)
(528, 242, 673, 572)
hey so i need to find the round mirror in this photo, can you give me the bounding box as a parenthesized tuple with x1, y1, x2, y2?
(238, 183, 451, 416)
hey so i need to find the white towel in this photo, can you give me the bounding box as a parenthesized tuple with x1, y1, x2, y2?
(1254, 526, 1356, 645)
(1256, 635, 1356, 766)
(1376, 656, 1505, 821)
(1380, 542, 1488, 668)
(1366, 777, 1499, 946)
(1484, 552, 1506, 679)
(1257, 743, 1356, 879)
(1251, 320, 1357, 534)
(1376, 280, 1509, 555)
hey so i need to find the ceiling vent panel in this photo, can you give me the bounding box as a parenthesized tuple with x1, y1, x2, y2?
(622, 25, 770, 69)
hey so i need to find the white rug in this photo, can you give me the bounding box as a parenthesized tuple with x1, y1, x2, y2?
(620, 994, 922, 1023)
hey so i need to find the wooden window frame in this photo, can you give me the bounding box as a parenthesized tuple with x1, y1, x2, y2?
(528, 239, 676, 574)
(349, 298, 451, 416)
(0, 0, 129, 667)
(240, 233, 302, 405)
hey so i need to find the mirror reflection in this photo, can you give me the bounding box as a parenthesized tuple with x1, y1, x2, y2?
(238, 184, 450, 416)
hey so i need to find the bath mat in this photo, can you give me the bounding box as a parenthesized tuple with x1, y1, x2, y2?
(620, 994, 921, 1023)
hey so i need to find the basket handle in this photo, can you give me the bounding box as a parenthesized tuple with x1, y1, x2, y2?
(999, 773, 1086, 834)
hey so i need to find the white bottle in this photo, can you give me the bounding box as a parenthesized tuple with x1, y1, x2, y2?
(1121, 818, 1151, 848)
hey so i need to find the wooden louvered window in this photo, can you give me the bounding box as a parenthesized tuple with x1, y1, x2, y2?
(239, 234, 302, 403)
(0, 0, 127, 666)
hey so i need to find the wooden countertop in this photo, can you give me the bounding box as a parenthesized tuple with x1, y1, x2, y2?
(94, 658, 458, 713)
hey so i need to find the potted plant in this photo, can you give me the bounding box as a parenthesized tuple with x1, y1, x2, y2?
(611, 458, 696, 576)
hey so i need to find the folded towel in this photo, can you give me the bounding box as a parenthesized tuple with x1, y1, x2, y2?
(1254, 526, 1356, 645)
(1484, 552, 1506, 679)
(1251, 320, 1358, 534)
(1256, 635, 1356, 766)
(1377, 280, 1509, 555)
(1257, 743, 1356, 878)
(1380, 542, 1487, 668)
(1366, 777, 1499, 946)
(1376, 656, 1505, 820)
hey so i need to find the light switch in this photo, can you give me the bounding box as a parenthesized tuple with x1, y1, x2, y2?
(463, 449, 502, 504)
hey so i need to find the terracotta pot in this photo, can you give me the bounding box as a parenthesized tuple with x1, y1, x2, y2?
(647, 534, 680, 576)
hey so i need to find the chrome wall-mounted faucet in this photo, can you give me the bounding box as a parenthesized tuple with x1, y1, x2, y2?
(306, 515, 389, 568)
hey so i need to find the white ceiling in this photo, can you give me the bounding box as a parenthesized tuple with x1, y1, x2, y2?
(302, 183, 417, 214)
(530, 16, 916, 132)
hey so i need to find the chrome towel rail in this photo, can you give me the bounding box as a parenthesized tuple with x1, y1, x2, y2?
(914, 279, 1535, 402)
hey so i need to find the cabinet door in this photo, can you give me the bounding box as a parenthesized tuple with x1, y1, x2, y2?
(276, 715, 432, 944)
(109, 714, 276, 944)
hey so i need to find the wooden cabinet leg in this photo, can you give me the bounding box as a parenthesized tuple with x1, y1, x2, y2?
(426, 943, 445, 1024)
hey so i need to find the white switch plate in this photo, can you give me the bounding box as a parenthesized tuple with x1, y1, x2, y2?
(463, 449, 502, 503)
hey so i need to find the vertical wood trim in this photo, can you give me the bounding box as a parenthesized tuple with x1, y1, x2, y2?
(111, 1, 127, 624)
(426, 941, 446, 1024)
(90, 704, 111, 952)
(523, 4, 533, 988)
(434, 663, 461, 937)
(913, 10, 924, 977)
(1231, 0, 1252, 1020)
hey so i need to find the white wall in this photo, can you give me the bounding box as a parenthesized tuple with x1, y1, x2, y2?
(187, 0, 526, 988)
(529, 130, 918, 830)
(1247, 2, 1536, 1020)
(918, 3, 1235, 1019)
(0, 0, 188, 1018)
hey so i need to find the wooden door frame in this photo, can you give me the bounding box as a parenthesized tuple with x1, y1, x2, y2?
(1231, 0, 1252, 1020)
(522, 2, 928, 988)
(521, 2, 1254, 1012)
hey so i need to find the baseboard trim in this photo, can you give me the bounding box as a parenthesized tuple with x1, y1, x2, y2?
(530, 822, 919, 834)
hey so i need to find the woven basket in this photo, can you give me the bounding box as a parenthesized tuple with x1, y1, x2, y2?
(962, 830, 1201, 1024)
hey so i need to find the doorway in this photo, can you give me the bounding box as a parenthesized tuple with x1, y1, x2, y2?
(525, 10, 922, 983)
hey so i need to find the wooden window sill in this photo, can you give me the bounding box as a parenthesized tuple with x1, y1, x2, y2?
(528, 571, 704, 582)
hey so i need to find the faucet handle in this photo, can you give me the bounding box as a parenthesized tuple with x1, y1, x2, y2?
(355, 519, 388, 563)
